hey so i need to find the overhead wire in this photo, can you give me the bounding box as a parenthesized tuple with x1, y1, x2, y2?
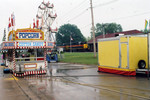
(62, 0, 88, 17)
(93, 0, 119, 8)
(61, 0, 119, 24)
(57, 0, 150, 32)
(60, 0, 90, 24)
(80, 23, 92, 30)
(103, 11, 150, 22)
(67, 8, 89, 23)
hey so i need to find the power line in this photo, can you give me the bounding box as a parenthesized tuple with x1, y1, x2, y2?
(61, 0, 89, 21)
(80, 23, 91, 29)
(63, 0, 88, 16)
(93, 0, 119, 8)
(67, 8, 89, 22)
(63, 0, 119, 24)
(104, 11, 150, 22)
(56, 1, 90, 26)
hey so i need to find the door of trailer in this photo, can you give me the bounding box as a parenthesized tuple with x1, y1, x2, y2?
(120, 42, 129, 69)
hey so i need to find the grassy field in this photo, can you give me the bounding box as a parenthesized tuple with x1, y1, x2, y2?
(58, 52, 98, 65)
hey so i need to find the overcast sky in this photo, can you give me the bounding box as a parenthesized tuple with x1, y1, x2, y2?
(0, 0, 150, 42)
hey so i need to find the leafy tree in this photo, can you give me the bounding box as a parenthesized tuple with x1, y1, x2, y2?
(56, 24, 86, 46)
(86, 36, 91, 42)
(91, 23, 123, 37)
(141, 29, 150, 34)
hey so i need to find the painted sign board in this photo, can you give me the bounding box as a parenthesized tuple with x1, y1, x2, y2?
(17, 41, 46, 47)
(15, 28, 44, 40)
(24, 63, 37, 69)
(2, 41, 55, 49)
(47, 42, 54, 48)
(2, 42, 15, 49)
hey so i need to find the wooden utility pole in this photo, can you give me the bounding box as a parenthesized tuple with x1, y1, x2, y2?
(90, 0, 96, 57)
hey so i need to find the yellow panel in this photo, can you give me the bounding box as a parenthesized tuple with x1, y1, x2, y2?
(120, 37, 128, 42)
(129, 37, 148, 69)
(83, 44, 88, 49)
(121, 43, 127, 68)
(98, 40, 119, 68)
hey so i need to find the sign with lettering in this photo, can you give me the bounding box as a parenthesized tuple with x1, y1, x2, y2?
(2, 42, 15, 49)
(47, 42, 54, 48)
(15, 28, 44, 40)
(18, 32, 40, 39)
(48, 42, 53, 46)
(17, 42, 45, 47)
(24, 63, 37, 69)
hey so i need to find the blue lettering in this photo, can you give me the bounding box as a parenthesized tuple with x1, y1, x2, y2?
(48, 43, 53, 46)
(33, 42, 43, 46)
(18, 32, 39, 39)
(19, 42, 31, 46)
(4, 43, 14, 47)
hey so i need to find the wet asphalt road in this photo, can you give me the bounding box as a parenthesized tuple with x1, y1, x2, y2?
(0, 63, 150, 100)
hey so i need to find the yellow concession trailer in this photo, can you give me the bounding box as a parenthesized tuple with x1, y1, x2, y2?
(98, 35, 148, 76)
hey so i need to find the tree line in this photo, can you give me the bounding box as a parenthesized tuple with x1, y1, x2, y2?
(56, 23, 123, 46)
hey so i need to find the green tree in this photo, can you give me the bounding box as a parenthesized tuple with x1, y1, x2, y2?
(91, 23, 123, 37)
(86, 36, 91, 42)
(56, 24, 86, 46)
(141, 29, 150, 34)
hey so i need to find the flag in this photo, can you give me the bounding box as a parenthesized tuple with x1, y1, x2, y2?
(36, 18, 39, 28)
(11, 13, 15, 26)
(145, 19, 148, 30)
(8, 17, 11, 31)
(8, 18, 12, 31)
(33, 19, 35, 28)
(70, 36, 73, 41)
(11, 14, 13, 26)
(13, 14, 15, 26)
(11, 13, 15, 30)
(149, 19, 150, 30)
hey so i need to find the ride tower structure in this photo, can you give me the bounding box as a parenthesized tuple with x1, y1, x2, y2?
(35, 1, 57, 42)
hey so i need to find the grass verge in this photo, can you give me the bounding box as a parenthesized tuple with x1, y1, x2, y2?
(58, 52, 98, 65)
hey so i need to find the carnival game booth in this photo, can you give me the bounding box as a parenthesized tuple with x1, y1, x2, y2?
(1, 28, 54, 77)
(98, 35, 148, 76)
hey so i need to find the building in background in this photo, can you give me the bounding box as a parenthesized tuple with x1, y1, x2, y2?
(87, 30, 143, 52)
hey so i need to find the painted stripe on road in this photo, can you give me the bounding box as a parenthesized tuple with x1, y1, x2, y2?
(12, 75, 18, 81)
(4, 75, 18, 81)
(4, 78, 15, 80)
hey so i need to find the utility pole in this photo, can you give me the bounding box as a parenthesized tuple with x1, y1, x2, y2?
(90, 0, 96, 57)
(102, 24, 105, 38)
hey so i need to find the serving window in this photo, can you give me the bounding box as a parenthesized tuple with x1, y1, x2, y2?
(15, 49, 44, 61)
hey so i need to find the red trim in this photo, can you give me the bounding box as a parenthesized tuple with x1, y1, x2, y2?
(98, 67, 136, 76)
(13, 70, 46, 77)
(37, 58, 44, 60)
(58, 45, 83, 48)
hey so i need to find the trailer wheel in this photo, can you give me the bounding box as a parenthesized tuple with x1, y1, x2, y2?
(138, 60, 146, 69)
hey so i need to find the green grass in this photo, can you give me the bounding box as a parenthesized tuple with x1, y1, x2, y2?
(58, 52, 98, 65)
